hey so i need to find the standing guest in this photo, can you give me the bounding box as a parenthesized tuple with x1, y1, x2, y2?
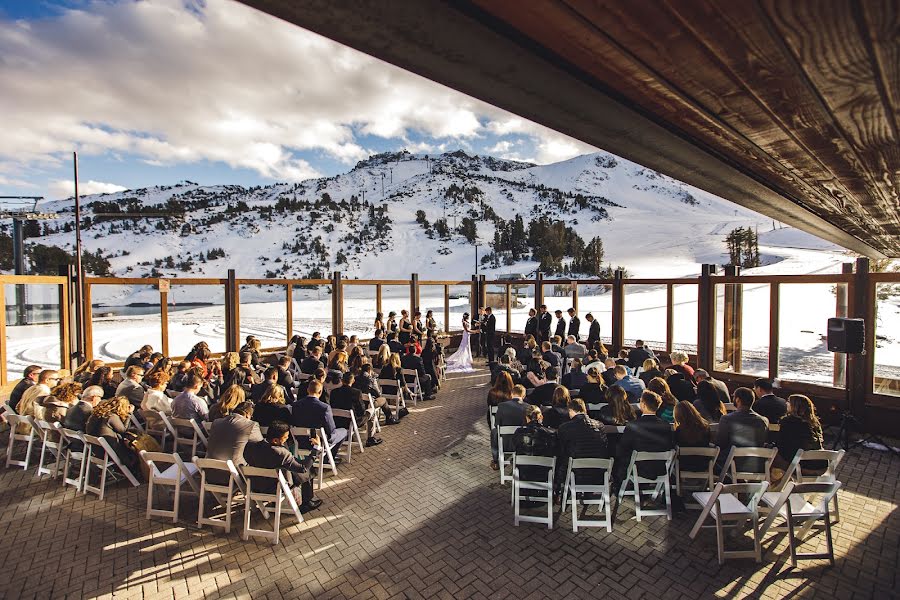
(492, 384, 528, 470)
(611, 365, 646, 404)
(562, 358, 588, 390)
(639, 358, 663, 387)
(673, 401, 713, 472)
(373, 312, 385, 337)
(557, 398, 608, 488)
(331, 372, 383, 447)
(566, 308, 581, 342)
(512, 405, 558, 485)
(9, 365, 41, 411)
(715, 387, 769, 471)
(774, 394, 825, 472)
(752, 378, 787, 423)
(398, 310, 413, 344)
(668, 351, 696, 384)
(524, 308, 538, 340)
(412, 312, 425, 342)
(482, 307, 497, 362)
(208, 385, 246, 422)
(538, 305, 552, 344)
(646, 377, 678, 423)
(626, 340, 655, 371)
(291, 380, 348, 459)
(599, 385, 638, 426)
(694, 380, 727, 423)
(585, 313, 601, 349)
(244, 420, 322, 513)
(385, 312, 398, 336)
(171, 374, 208, 423)
(425, 310, 437, 339)
(115, 365, 146, 408)
(88, 366, 118, 399)
(695, 369, 730, 405)
(420, 337, 441, 391)
(564, 335, 587, 360)
(579, 368, 607, 406)
(66, 385, 103, 432)
(141, 371, 173, 431)
(205, 401, 262, 484)
(614, 390, 675, 485)
(554, 310, 567, 340)
(542, 386, 573, 429)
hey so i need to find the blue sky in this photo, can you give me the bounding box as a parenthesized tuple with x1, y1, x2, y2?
(0, 0, 595, 201)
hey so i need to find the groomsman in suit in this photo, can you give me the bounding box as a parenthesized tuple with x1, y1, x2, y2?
(567, 308, 581, 342)
(524, 308, 538, 339)
(586, 313, 601, 348)
(538, 304, 552, 343)
(482, 307, 497, 362)
(554, 310, 566, 340)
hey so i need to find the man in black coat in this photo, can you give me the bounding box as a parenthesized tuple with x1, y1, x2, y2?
(331, 372, 383, 447)
(538, 304, 552, 344)
(626, 340, 656, 370)
(9, 365, 41, 411)
(300, 346, 325, 375)
(243, 420, 322, 513)
(752, 378, 787, 423)
(387, 332, 404, 355)
(401, 346, 435, 399)
(554, 310, 566, 340)
(541, 341, 561, 370)
(368, 330, 386, 353)
(251, 367, 293, 403)
(524, 308, 538, 340)
(615, 390, 675, 484)
(566, 308, 581, 342)
(482, 307, 497, 362)
(352, 363, 398, 425)
(527, 367, 560, 406)
(557, 398, 609, 486)
(586, 313, 601, 348)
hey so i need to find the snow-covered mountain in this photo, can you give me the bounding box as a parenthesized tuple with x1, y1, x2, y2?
(17, 149, 846, 304)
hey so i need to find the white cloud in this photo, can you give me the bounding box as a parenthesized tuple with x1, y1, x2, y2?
(48, 179, 128, 199)
(0, 0, 596, 183)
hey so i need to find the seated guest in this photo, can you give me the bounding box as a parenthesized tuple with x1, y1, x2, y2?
(401, 346, 435, 400)
(669, 350, 696, 384)
(9, 365, 41, 411)
(251, 367, 291, 403)
(525, 359, 548, 389)
(550, 336, 565, 357)
(369, 330, 386, 353)
(169, 361, 192, 392)
(578, 368, 607, 405)
(373, 344, 391, 370)
(694, 380, 727, 423)
(253, 384, 292, 427)
(65, 385, 103, 432)
(244, 420, 322, 513)
(208, 385, 246, 422)
(615, 349, 630, 367)
(378, 352, 404, 383)
(85, 396, 140, 474)
(238, 353, 262, 383)
(512, 404, 558, 485)
(492, 384, 528, 470)
(497, 354, 520, 382)
(557, 398, 609, 487)
(306, 332, 322, 354)
(17, 369, 58, 427)
(614, 390, 675, 485)
(331, 372, 383, 448)
(600, 359, 618, 387)
(43, 381, 82, 424)
(504, 347, 525, 374)
(753, 378, 787, 423)
(542, 385, 573, 429)
(646, 377, 678, 423)
(582, 350, 604, 375)
(190, 346, 212, 378)
(172, 374, 208, 423)
(599, 385, 638, 426)
(487, 372, 514, 428)
(141, 371, 173, 431)
(353, 363, 397, 425)
(715, 387, 769, 472)
(387, 332, 404, 355)
(347, 346, 366, 375)
(774, 394, 825, 473)
(563, 335, 586, 359)
(223, 365, 251, 390)
(666, 370, 697, 402)
(638, 358, 663, 387)
(124, 344, 153, 369)
(291, 380, 348, 460)
(88, 366, 118, 399)
(115, 365, 146, 408)
(205, 400, 262, 484)
(695, 369, 730, 405)
(420, 338, 441, 391)
(673, 400, 712, 472)
(73, 359, 103, 386)
(627, 340, 655, 371)
(528, 366, 559, 406)
(541, 341, 561, 370)
(327, 347, 349, 374)
(301, 346, 326, 375)
(276, 356, 296, 395)
(285, 335, 302, 359)
(611, 365, 646, 404)
(561, 358, 587, 391)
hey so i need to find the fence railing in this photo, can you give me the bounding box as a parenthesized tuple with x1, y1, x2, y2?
(3, 259, 899, 417)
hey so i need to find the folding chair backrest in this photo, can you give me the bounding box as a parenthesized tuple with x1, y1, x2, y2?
(677, 446, 719, 470)
(2, 402, 17, 416)
(514, 455, 555, 469)
(241, 464, 281, 495)
(194, 457, 242, 490)
(570, 457, 613, 474)
(797, 449, 844, 482)
(722, 446, 776, 482)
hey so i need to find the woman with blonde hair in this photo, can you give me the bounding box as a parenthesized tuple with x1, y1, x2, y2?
(328, 350, 349, 373)
(43, 381, 82, 424)
(647, 377, 679, 423)
(668, 350, 696, 383)
(373, 344, 391, 370)
(220, 351, 240, 375)
(208, 385, 245, 421)
(639, 358, 663, 386)
(252, 384, 291, 426)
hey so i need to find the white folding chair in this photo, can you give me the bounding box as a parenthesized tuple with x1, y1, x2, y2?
(240, 465, 304, 545)
(194, 457, 246, 533)
(140, 451, 200, 522)
(362, 393, 382, 434)
(127, 412, 145, 434)
(787, 449, 845, 523)
(497, 426, 519, 485)
(489, 405, 499, 430)
(161, 414, 207, 459)
(561, 457, 614, 532)
(512, 455, 556, 528)
(59, 428, 88, 492)
(82, 434, 141, 500)
(720, 447, 776, 484)
(290, 427, 336, 490)
(331, 408, 364, 461)
(689, 481, 769, 564)
(378, 379, 406, 420)
(138, 410, 169, 449)
(401, 369, 422, 406)
(676, 446, 720, 507)
(617, 450, 676, 521)
(759, 481, 841, 567)
(5, 415, 36, 470)
(33, 419, 64, 478)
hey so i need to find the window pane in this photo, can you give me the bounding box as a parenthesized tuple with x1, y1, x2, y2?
(341, 284, 377, 339)
(168, 284, 225, 356)
(418, 285, 447, 335)
(623, 284, 666, 349)
(576, 283, 612, 345)
(446, 284, 472, 332)
(509, 283, 536, 335)
(672, 284, 698, 354)
(291, 283, 333, 339)
(239, 284, 286, 349)
(874, 282, 900, 396)
(778, 283, 844, 387)
(4, 283, 63, 376)
(737, 283, 769, 377)
(89, 284, 162, 361)
(484, 283, 508, 333)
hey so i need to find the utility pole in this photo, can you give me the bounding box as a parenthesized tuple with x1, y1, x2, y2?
(74, 152, 84, 360)
(381, 172, 385, 199)
(475, 242, 479, 275)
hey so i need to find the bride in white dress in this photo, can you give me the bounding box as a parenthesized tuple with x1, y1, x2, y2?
(445, 312, 476, 373)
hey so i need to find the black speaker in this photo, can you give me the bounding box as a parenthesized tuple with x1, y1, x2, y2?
(827, 318, 865, 354)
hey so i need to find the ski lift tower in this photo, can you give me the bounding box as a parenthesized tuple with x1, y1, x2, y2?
(0, 196, 58, 325)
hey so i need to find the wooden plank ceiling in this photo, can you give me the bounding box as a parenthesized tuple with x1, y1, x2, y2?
(240, 0, 900, 257)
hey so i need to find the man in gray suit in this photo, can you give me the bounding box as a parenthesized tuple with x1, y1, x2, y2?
(115, 365, 146, 407)
(205, 401, 262, 484)
(491, 384, 529, 469)
(715, 387, 769, 475)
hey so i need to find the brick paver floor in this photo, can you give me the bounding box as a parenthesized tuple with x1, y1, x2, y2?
(0, 367, 897, 599)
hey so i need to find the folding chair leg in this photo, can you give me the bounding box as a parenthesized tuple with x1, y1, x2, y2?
(752, 515, 762, 563)
(716, 517, 725, 566)
(824, 510, 835, 566)
(787, 512, 798, 568)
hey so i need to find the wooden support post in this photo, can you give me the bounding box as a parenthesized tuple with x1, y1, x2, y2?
(159, 283, 169, 358)
(471, 274, 479, 317)
(768, 283, 780, 380)
(444, 284, 450, 333)
(832, 263, 853, 388)
(723, 265, 742, 371)
(479, 274, 487, 310)
(572, 281, 579, 314)
(286, 284, 293, 345)
(376, 284, 383, 316)
(61, 265, 78, 370)
(666, 283, 674, 355)
(505, 283, 512, 333)
(612, 269, 625, 353)
(332, 271, 343, 336)
(410, 273, 419, 315)
(0, 284, 6, 385)
(60, 278, 71, 372)
(697, 264, 716, 372)
(83, 280, 93, 361)
(535, 271, 544, 309)
(848, 258, 871, 417)
(226, 269, 238, 352)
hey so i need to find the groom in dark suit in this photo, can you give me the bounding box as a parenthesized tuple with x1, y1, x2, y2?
(482, 307, 497, 362)
(471, 308, 483, 358)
